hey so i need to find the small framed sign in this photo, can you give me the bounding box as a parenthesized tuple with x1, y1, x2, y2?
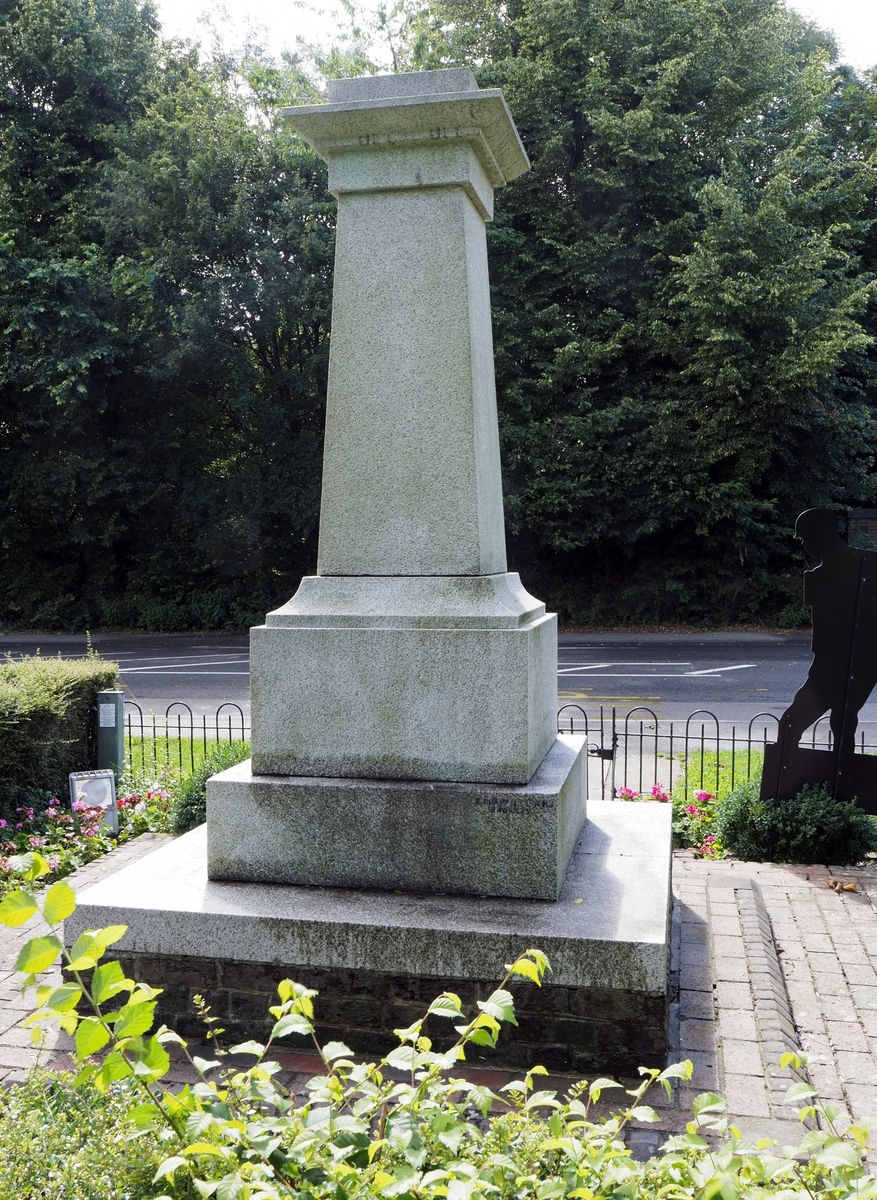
(68, 769, 119, 835)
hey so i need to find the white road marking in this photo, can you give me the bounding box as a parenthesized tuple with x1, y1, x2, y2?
(557, 661, 690, 674)
(113, 657, 247, 667)
(556, 673, 726, 679)
(683, 664, 757, 676)
(120, 659, 249, 672)
(558, 660, 756, 679)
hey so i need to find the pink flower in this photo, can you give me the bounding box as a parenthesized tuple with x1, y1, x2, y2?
(0, 820, 7, 829)
(27, 836, 43, 849)
(72, 800, 87, 813)
(46, 807, 58, 818)
(685, 804, 701, 815)
(650, 784, 669, 802)
(694, 834, 721, 860)
(46, 854, 60, 870)
(694, 791, 715, 803)
(617, 786, 639, 801)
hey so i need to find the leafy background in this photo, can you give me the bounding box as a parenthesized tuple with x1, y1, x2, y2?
(0, 0, 875, 630)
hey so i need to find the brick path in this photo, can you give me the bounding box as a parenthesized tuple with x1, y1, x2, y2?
(5, 835, 877, 1153)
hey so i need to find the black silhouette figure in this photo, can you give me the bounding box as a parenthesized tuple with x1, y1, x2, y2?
(761, 508, 877, 813)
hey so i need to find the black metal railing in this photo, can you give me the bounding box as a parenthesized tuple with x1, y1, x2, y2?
(121, 699, 875, 797)
(124, 701, 250, 774)
(556, 704, 876, 798)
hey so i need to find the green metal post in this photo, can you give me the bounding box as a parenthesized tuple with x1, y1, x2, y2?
(96, 690, 126, 773)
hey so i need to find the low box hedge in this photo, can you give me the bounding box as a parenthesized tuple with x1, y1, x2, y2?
(0, 652, 119, 810)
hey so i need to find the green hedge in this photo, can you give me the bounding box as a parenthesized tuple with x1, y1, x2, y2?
(171, 739, 250, 833)
(0, 653, 119, 810)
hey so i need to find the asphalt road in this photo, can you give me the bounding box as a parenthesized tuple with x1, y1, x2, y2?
(556, 633, 817, 721)
(0, 628, 826, 726)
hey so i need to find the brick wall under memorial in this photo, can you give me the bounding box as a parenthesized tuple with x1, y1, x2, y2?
(112, 951, 668, 1076)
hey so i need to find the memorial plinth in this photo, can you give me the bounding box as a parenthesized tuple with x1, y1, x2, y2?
(68, 69, 671, 1072)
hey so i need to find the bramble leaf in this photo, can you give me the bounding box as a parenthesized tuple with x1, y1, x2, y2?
(46, 983, 82, 1012)
(154, 1155, 188, 1182)
(91, 960, 132, 1004)
(67, 933, 99, 971)
(428, 993, 464, 1019)
(216, 1173, 246, 1200)
(76, 1017, 110, 1058)
(10, 852, 51, 881)
(506, 949, 550, 986)
(478, 989, 517, 1025)
(629, 1105, 660, 1123)
(114, 1000, 156, 1038)
(95, 1051, 133, 1090)
(271, 1012, 312, 1039)
(93, 925, 128, 950)
(692, 1092, 726, 1116)
(228, 1040, 265, 1058)
(321, 1040, 353, 1061)
(658, 1061, 693, 1083)
(589, 1078, 623, 1102)
(140, 1034, 170, 1077)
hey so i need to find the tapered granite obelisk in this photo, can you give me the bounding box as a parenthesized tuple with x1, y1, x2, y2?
(206, 68, 587, 900)
(68, 71, 671, 1072)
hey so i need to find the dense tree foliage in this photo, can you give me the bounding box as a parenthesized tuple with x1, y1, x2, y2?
(0, 0, 333, 630)
(0, 0, 875, 628)
(404, 0, 877, 622)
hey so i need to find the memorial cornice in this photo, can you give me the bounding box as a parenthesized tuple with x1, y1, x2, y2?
(282, 90, 529, 188)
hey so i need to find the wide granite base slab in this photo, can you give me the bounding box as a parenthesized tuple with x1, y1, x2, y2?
(206, 735, 586, 900)
(66, 801, 672, 1073)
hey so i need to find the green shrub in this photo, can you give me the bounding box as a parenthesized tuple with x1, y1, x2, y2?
(6, 856, 877, 1200)
(0, 1071, 169, 1198)
(717, 780, 877, 864)
(0, 652, 119, 814)
(171, 738, 250, 832)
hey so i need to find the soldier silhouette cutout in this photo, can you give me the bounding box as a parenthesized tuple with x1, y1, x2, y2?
(761, 508, 877, 813)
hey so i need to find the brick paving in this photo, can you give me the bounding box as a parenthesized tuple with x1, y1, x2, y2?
(6, 835, 877, 1153)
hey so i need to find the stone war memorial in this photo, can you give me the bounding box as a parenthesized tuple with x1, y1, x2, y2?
(68, 69, 673, 1073)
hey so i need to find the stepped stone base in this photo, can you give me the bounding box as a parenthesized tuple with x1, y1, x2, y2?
(206, 735, 586, 900)
(66, 802, 673, 1073)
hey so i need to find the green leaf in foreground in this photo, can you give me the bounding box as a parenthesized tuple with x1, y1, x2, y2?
(15, 934, 62, 975)
(76, 1017, 111, 1058)
(0, 889, 37, 927)
(42, 880, 76, 924)
(91, 959, 133, 1005)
